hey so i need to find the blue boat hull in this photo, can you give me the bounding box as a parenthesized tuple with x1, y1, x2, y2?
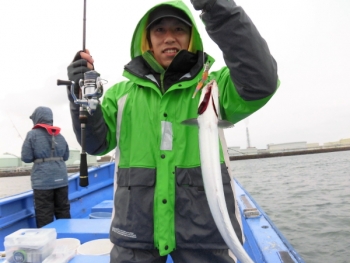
(0, 162, 304, 263)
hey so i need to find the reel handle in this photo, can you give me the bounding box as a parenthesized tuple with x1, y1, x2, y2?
(57, 79, 73, 86)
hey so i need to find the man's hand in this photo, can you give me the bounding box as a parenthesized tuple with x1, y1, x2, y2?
(67, 49, 95, 95)
(190, 0, 217, 11)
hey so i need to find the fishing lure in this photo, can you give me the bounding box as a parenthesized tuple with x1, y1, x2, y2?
(192, 62, 211, 98)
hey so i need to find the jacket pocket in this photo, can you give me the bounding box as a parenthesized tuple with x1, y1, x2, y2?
(175, 163, 241, 249)
(110, 167, 156, 249)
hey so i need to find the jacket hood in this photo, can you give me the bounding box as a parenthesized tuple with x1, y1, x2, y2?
(130, 0, 203, 59)
(30, 106, 53, 126)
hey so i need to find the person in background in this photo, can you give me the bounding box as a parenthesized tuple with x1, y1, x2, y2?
(66, 0, 278, 262)
(21, 106, 71, 228)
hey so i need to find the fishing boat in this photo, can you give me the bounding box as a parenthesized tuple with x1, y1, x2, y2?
(0, 162, 305, 263)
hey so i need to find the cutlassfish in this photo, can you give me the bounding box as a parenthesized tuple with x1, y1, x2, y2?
(182, 80, 254, 263)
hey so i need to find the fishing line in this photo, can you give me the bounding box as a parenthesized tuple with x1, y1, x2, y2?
(5, 110, 24, 142)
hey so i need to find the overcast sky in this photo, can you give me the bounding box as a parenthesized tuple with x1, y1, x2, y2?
(0, 0, 349, 157)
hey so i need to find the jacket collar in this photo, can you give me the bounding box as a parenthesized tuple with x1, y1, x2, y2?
(124, 50, 207, 89)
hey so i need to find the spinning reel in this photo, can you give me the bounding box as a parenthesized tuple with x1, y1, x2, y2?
(58, 70, 104, 115)
(57, 70, 105, 187)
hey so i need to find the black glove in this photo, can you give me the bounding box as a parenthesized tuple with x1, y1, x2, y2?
(190, 0, 217, 11)
(67, 51, 92, 96)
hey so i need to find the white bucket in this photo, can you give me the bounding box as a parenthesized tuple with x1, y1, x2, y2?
(55, 238, 81, 252)
(77, 239, 113, 256)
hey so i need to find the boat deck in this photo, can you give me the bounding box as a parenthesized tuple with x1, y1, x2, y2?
(39, 180, 302, 263)
(0, 162, 305, 263)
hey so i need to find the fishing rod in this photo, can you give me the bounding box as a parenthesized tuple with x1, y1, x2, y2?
(83, 0, 86, 51)
(57, 0, 103, 187)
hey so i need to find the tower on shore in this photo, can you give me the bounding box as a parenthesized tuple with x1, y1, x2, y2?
(246, 127, 251, 148)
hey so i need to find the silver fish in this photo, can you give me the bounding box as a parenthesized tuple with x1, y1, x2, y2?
(182, 80, 254, 263)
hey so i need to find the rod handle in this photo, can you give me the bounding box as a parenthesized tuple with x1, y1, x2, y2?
(79, 153, 89, 187)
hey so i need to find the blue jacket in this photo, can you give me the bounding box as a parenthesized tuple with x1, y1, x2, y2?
(21, 107, 69, 190)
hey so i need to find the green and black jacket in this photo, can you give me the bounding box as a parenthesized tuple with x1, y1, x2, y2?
(68, 0, 279, 256)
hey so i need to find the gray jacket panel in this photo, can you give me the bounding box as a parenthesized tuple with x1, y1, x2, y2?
(110, 164, 240, 249)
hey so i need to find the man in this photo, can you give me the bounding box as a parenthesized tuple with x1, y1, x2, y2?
(67, 0, 278, 262)
(21, 106, 70, 228)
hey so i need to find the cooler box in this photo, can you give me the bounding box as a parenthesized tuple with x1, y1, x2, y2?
(4, 228, 57, 263)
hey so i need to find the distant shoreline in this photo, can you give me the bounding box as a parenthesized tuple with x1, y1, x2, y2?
(1, 148, 349, 177)
(229, 146, 350, 161)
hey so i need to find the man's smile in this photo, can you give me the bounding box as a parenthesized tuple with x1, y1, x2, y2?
(163, 48, 179, 54)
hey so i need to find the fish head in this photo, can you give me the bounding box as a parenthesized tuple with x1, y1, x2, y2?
(197, 80, 234, 129)
(198, 80, 219, 119)
(181, 80, 233, 128)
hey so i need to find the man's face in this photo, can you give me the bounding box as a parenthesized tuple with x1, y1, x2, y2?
(149, 17, 191, 69)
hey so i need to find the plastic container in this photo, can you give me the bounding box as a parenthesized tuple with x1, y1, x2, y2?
(42, 238, 80, 263)
(42, 247, 75, 263)
(4, 228, 56, 263)
(89, 212, 112, 219)
(77, 239, 113, 256)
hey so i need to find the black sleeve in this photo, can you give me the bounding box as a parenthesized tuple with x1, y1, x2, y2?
(201, 0, 278, 100)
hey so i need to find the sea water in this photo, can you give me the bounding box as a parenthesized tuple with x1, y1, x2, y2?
(1, 151, 349, 263)
(231, 150, 350, 263)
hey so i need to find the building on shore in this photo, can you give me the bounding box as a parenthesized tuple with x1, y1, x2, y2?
(228, 147, 260, 156)
(307, 143, 320, 148)
(267, 142, 307, 153)
(340, 138, 350, 145)
(0, 154, 22, 169)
